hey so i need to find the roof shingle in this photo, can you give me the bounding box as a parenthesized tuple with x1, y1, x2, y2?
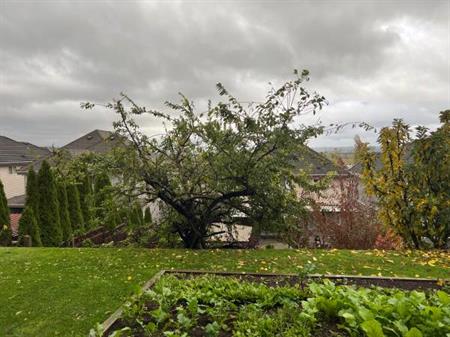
(0, 136, 50, 165)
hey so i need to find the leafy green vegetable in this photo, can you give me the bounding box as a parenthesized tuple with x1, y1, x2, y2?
(361, 319, 385, 337)
(97, 275, 450, 337)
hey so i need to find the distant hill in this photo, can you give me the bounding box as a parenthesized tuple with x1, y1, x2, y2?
(312, 146, 380, 167)
(312, 146, 380, 153)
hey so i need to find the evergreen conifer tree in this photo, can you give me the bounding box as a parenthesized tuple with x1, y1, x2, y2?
(128, 203, 143, 227)
(25, 167, 39, 217)
(18, 207, 42, 246)
(78, 175, 92, 229)
(38, 161, 62, 246)
(66, 184, 84, 232)
(94, 172, 112, 220)
(0, 179, 12, 246)
(57, 182, 73, 243)
(144, 207, 152, 225)
(136, 204, 144, 226)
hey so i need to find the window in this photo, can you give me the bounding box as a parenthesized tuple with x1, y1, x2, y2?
(8, 166, 15, 174)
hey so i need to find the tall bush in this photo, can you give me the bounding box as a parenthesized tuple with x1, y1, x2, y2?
(57, 182, 73, 243)
(144, 207, 152, 224)
(18, 206, 42, 246)
(128, 203, 144, 227)
(78, 175, 92, 229)
(25, 167, 39, 217)
(66, 184, 84, 233)
(93, 172, 112, 222)
(38, 161, 62, 246)
(0, 179, 12, 246)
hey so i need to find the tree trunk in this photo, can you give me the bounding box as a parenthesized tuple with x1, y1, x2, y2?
(178, 220, 207, 249)
(410, 230, 421, 249)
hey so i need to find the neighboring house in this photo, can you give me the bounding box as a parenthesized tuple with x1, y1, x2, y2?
(0, 135, 50, 238)
(292, 146, 350, 209)
(3, 130, 121, 212)
(0, 135, 50, 200)
(269, 147, 352, 248)
(7, 194, 26, 214)
(214, 146, 352, 247)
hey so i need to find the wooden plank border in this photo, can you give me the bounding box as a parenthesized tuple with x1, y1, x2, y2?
(101, 270, 166, 336)
(164, 268, 445, 284)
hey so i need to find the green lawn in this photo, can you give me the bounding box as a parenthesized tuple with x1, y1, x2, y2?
(0, 248, 448, 337)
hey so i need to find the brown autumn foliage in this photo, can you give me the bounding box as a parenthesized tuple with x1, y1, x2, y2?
(311, 174, 382, 249)
(373, 228, 405, 250)
(283, 157, 405, 250)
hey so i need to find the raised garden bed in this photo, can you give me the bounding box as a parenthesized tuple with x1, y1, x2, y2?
(95, 270, 450, 337)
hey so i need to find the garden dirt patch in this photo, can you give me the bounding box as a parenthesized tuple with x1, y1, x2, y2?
(164, 269, 445, 290)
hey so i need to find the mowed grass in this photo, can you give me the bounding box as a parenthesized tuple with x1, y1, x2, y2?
(0, 248, 449, 337)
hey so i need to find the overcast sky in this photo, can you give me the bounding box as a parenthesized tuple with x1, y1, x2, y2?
(1, 0, 449, 148)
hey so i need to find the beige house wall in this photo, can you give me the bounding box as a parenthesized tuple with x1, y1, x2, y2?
(296, 177, 353, 208)
(0, 166, 26, 199)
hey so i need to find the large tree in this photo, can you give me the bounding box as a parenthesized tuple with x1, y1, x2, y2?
(0, 179, 12, 246)
(356, 111, 449, 249)
(38, 161, 62, 246)
(84, 70, 329, 248)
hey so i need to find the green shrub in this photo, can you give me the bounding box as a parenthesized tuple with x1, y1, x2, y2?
(144, 207, 152, 224)
(66, 183, 84, 233)
(57, 183, 73, 243)
(0, 179, 11, 246)
(25, 167, 39, 217)
(93, 172, 112, 221)
(127, 203, 144, 228)
(37, 161, 62, 246)
(18, 207, 42, 247)
(81, 238, 95, 247)
(78, 175, 93, 229)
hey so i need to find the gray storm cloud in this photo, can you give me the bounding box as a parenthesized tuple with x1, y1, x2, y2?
(1, 0, 449, 147)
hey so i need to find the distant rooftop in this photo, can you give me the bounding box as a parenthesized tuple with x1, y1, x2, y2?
(27, 129, 125, 172)
(292, 146, 349, 176)
(0, 135, 51, 165)
(62, 129, 121, 155)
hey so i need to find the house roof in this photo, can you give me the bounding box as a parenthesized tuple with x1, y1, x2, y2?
(292, 146, 349, 176)
(7, 194, 26, 208)
(62, 129, 122, 155)
(0, 136, 50, 165)
(27, 129, 125, 172)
